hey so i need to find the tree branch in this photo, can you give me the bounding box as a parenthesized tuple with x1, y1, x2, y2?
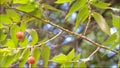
(9, 8, 119, 54)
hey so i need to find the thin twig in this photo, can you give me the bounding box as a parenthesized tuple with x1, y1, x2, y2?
(88, 47, 100, 58)
(36, 30, 62, 47)
(7, 8, 119, 54)
(83, 0, 92, 35)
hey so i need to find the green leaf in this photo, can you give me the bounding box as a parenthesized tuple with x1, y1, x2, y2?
(20, 22, 27, 32)
(112, 14, 120, 30)
(51, 54, 67, 64)
(55, 0, 70, 4)
(6, 9, 20, 23)
(4, 39, 16, 48)
(63, 62, 72, 67)
(3, 54, 16, 67)
(92, 0, 110, 9)
(92, 12, 111, 36)
(17, 3, 37, 12)
(42, 4, 63, 13)
(27, 29, 38, 45)
(79, 62, 86, 68)
(0, 23, 2, 29)
(65, 0, 87, 19)
(60, 64, 65, 68)
(103, 33, 117, 45)
(0, 29, 7, 42)
(73, 54, 80, 68)
(67, 49, 74, 60)
(19, 48, 30, 67)
(13, 0, 29, 4)
(0, 0, 7, 4)
(73, 54, 80, 61)
(19, 37, 28, 47)
(110, 42, 119, 50)
(41, 45, 50, 67)
(10, 24, 19, 45)
(0, 14, 12, 24)
(32, 9, 42, 18)
(32, 47, 41, 67)
(74, 5, 89, 31)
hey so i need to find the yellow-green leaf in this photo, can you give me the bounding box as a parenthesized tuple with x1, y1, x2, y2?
(92, 0, 110, 9)
(17, 3, 37, 12)
(6, 9, 20, 23)
(74, 5, 89, 31)
(65, 0, 87, 19)
(67, 49, 74, 60)
(0, 0, 7, 4)
(0, 14, 12, 24)
(4, 39, 16, 48)
(19, 37, 28, 47)
(41, 45, 50, 67)
(42, 4, 63, 13)
(19, 48, 30, 67)
(10, 24, 19, 45)
(79, 62, 86, 68)
(27, 29, 38, 45)
(13, 0, 29, 4)
(32, 47, 41, 67)
(55, 0, 70, 4)
(92, 12, 111, 36)
(112, 14, 120, 30)
(51, 54, 67, 64)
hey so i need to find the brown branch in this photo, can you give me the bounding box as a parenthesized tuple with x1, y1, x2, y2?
(83, 0, 92, 35)
(8, 8, 119, 54)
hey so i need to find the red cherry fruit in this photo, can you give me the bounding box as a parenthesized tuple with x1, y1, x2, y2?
(16, 31, 24, 40)
(28, 56, 35, 64)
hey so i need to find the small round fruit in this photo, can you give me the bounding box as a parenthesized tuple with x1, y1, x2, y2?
(28, 56, 35, 64)
(16, 31, 24, 40)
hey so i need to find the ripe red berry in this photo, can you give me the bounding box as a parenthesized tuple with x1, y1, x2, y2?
(28, 56, 35, 64)
(16, 31, 24, 40)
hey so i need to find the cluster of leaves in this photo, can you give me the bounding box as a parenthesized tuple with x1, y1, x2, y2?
(0, 0, 120, 67)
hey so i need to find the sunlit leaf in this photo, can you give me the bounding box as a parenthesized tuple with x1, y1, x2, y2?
(3, 54, 16, 67)
(17, 3, 37, 12)
(73, 54, 80, 68)
(103, 33, 117, 45)
(0, 0, 7, 4)
(55, 0, 70, 4)
(13, 0, 29, 4)
(41, 45, 50, 67)
(4, 39, 16, 48)
(32, 9, 42, 18)
(20, 22, 27, 32)
(0, 29, 7, 42)
(92, 0, 110, 9)
(79, 62, 86, 68)
(19, 37, 28, 47)
(67, 49, 74, 60)
(27, 29, 38, 45)
(51, 54, 67, 64)
(10, 24, 19, 45)
(92, 12, 111, 36)
(19, 48, 30, 67)
(42, 4, 63, 13)
(0, 14, 12, 24)
(32, 47, 41, 67)
(65, 0, 87, 19)
(0, 23, 2, 29)
(112, 14, 120, 30)
(74, 5, 89, 31)
(6, 9, 20, 23)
